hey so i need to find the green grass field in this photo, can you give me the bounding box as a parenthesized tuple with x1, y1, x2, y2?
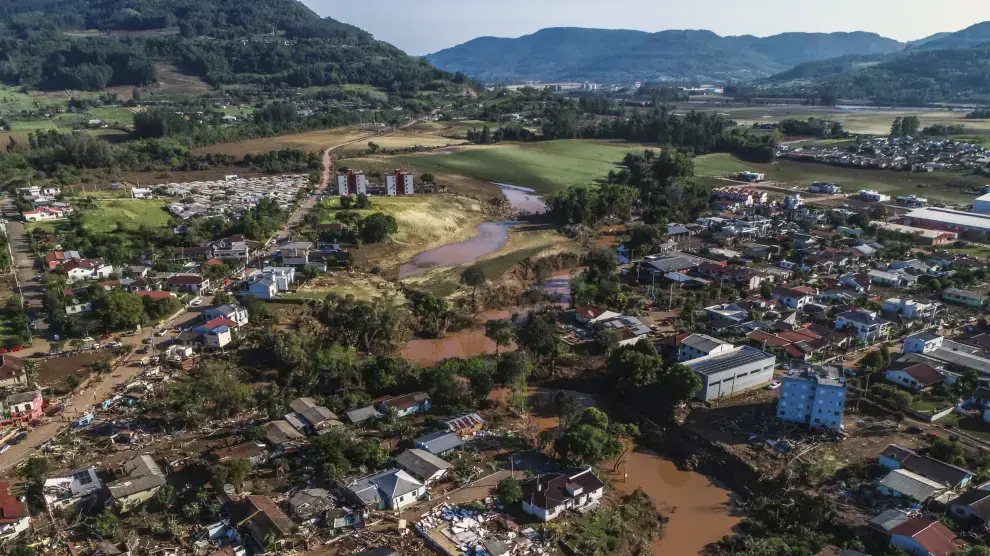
(81, 200, 171, 232)
(695, 153, 987, 204)
(393, 140, 650, 195)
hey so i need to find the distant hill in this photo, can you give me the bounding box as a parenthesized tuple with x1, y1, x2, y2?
(906, 22, 990, 51)
(764, 43, 990, 103)
(425, 27, 904, 84)
(0, 0, 453, 92)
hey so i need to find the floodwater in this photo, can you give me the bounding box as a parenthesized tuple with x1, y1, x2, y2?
(398, 222, 514, 278)
(607, 445, 742, 555)
(401, 309, 516, 366)
(494, 183, 547, 214)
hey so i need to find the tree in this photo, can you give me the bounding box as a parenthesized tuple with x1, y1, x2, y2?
(484, 319, 513, 357)
(930, 437, 966, 466)
(95, 290, 147, 331)
(411, 292, 454, 338)
(554, 408, 622, 466)
(514, 311, 561, 376)
(154, 483, 176, 511)
(421, 173, 435, 184)
(495, 477, 523, 505)
(89, 508, 120, 539)
(9, 544, 36, 556)
(367, 141, 380, 153)
(213, 290, 233, 306)
(211, 459, 253, 489)
(18, 456, 49, 488)
(461, 266, 486, 311)
(355, 193, 371, 209)
(359, 213, 398, 243)
(554, 393, 585, 429)
(21, 359, 37, 387)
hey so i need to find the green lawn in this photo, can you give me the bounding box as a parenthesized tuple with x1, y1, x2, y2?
(942, 413, 990, 442)
(81, 200, 171, 232)
(945, 244, 990, 259)
(83, 106, 135, 127)
(393, 140, 650, 195)
(695, 153, 988, 204)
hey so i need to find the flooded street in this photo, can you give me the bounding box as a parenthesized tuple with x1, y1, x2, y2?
(607, 445, 741, 555)
(542, 271, 573, 306)
(399, 222, 514, 278)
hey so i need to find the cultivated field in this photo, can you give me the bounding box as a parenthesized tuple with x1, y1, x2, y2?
(391, 140, 650, 195)
(673, 103, 990, 136)
(192, 128, 372, 155)
(334, 131, 467, 155)
(695, 153, 988, 204)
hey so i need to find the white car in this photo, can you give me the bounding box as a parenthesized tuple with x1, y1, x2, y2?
(191, 299, 203, 306)
(82, 337, 94, 343)
(766, 381, 782, 390)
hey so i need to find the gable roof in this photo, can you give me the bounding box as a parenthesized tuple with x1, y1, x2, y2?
(897, 363, 945, 387)
(396, 449, 452, 480)
(167, 274, 206, 285)
(378, 392, 429, 411)
(521, 468, 604, 511)
(0, 481, 27, 524)
(243, 495, 294, 541)
(369, 469, 423, 499)
(889, 518, 958, 556)
(415, 430, 462, 454)
(879, 468, 947, 502)
(346, 405, 383, 424)
(951, 488, 990, 521)
(443, 413, 485, 433)
(107, 455, 166, 499)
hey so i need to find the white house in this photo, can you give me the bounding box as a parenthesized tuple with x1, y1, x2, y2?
(22, 206, 67, 222)
(859, 190, 891, 202)
(248, 278, 277, 300)
(395, 449, 451, 485)
(43, 468, 103, 511)
(131, 187, 153, 199)
(884, 363, 945, 391)
(835, 310, 891, 343)
(772, 286, 816, 310)
(686, 346, 776, 401)
(0, 482, 29, 540)
(203, 304, 250, 327)
(882, 298, 938, 320)
(344, 469, 425, 511)
(574, 306, 621, 326)
(521, 468, 605, 521)
(262, 266, 296, 291)
(903, 332, 943, 354)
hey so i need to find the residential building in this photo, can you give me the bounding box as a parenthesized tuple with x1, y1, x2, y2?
(414, 431, 462, 456)
(520, 468, 605, 521)
(871, 509, 912, 535)
(131, 187, 153, 199)
(973, 192, 990, 214)
(239, 495, 294, 552)
(884, 363, 945, 391)
(166, 274, 210, 293)
(279, 242, 313, 266)
(879, 468, 948, 504)
(375, 392, 430, 417)
(264, 420, 305, 447)
(22, 206, 67, 221)
(835, 310, 891, 343)
(203, 304, 250, 327)
(678, 333, 735, 362)
(61, 259, 113, 282)
(949, 489, 990, 527)
(396, 449, 452, 485)
(772, 286, 817, 310)
(868, 269, 916, 288)
(43, 468, 103, 511)
(215, 442, 267, 465)
(287, 397, 341, 432)
(345, 405, 383, 425)
(0, 391, 43, 426)
(384, 171, 415, 196)
(574, 306, 621, 326)
(187, 318, 237, 349)
(261, 266, 296, 291)
(776, 366, 846, 430)
(0, 356, 25, 389)
(810, 182, 841, 194)
(889, 518, 959, 556)
(248, 278, 277, 300)
(684, 346, 776, 402)
(0, 482, 29, 540)
(904, 332, 943, 354)
(859, 190, 891, 202)
(873, 222, 957, 245)
(44, 250, 81, 270)
(337, 170, 368, 196)
(343, 469, 425, 510)
(878, 444, 973, 489)
(882, 298, 939, 320)
(942, 287, 988, 308)
(442, 413, 485, 437)
(106, 455, 166, 511)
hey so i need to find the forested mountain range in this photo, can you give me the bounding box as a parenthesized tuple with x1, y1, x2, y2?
(0, 0, 456, 92)
(762, 22, 990, 103)
(425, 27, 904, 84)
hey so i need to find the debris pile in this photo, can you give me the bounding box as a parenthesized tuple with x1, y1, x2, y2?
(418, 503, 548, 556)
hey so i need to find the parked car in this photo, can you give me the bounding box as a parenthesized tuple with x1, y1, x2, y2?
(82, 337, 94, 343)
(766, 381, 782, 390)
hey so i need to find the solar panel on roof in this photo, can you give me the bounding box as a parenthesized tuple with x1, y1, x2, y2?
(72, 470, 93, 485)
(687, 347, 772, 376)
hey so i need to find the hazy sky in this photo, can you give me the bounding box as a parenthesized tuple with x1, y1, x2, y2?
(303, 0, 990, 55)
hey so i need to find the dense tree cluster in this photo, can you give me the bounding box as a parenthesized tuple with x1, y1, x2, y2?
(890, 116, 921, 137)
(921, 123, 965, 136)
(0, 0, 459, 92)
(605, 342, 701, 420)
(776, 118, 844, 138)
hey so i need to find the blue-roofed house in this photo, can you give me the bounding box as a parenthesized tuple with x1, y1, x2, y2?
(414, 431, 462, 456)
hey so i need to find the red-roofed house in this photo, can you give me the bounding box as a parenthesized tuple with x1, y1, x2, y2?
(574, 306, 620, 326)
(134, 291, 176, 302)
(0, 481, 29, 539)
(0, 356, 25, 389)
(884, 363, 945, 391)
(201, 317, 239, 330)
(61, 259, 113, 282)
(889, 518, 960, 556)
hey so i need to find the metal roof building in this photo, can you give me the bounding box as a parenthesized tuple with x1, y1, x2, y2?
(684, 345, 776, 402)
